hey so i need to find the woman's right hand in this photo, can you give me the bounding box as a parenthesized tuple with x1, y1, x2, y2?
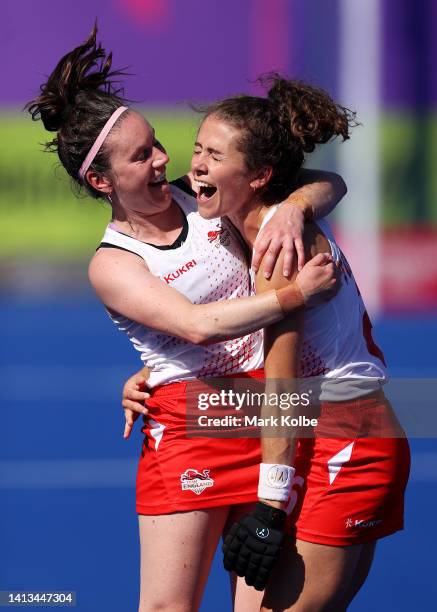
(122, 367, 151, 439)
(295, 252, 339, 305)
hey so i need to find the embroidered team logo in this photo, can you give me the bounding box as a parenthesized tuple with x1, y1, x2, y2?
(207, 228, 231, 248)
(180, 469, 214, 495)
(207, 229, 221, 243)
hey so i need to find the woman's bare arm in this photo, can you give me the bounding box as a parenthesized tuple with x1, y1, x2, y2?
(88, 247, 335, 345)
(255, 256, 306, 509)
(294, 168, 347, 219)
(252, 169, 346, 276)
(254, 226, 336, 509)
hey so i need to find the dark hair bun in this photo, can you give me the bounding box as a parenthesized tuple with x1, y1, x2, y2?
(263, 74, 358, 152)
(27, 24, 123, 132)
(26, 24, 129, 200)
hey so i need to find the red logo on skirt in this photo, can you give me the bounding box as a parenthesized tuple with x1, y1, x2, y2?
(180, 469, 214, 495)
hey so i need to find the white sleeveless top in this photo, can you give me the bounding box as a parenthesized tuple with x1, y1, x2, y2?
(100, 183, 263, 387)
(258, 207, 387, 400)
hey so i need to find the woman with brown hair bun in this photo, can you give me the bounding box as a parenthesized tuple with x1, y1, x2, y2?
(28, 26, 350, 611)
(186, 78, 409, 609)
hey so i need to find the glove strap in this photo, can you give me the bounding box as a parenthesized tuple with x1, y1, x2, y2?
(254, 502, 287, 529)
(258, 463, 295, 502)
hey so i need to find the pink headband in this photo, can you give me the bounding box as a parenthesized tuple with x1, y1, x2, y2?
(78, 106, 128, 180)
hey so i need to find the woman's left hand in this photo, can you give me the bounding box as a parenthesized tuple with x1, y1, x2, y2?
(252, 203, 306, 279)
(122, 367, 151, 439)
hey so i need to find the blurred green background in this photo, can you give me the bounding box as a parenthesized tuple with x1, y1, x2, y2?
(1, 111, 436, 260)
(0, 111, 199, 259)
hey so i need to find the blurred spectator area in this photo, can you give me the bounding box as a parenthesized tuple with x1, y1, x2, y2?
(1, 0, 436, 313)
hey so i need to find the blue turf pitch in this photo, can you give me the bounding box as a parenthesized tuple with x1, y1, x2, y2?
(1, 293, 436, 611)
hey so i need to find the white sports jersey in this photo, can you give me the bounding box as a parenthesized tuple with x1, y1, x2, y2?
(100, 182, 263, 387)
(259, 208, 388, 400)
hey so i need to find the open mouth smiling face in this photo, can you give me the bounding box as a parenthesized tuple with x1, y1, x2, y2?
(194, 179, 217, 203)
(191, 115, 255, 219)
(149, 170, 167, 188)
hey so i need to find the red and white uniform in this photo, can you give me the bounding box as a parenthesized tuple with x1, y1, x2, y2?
(289, 398, 410, 546)
(100, 181, 263, 514)
(102, 183, 263, 387)
(258, 207, 410, 545)
(101, 189, 409, 542)
(258, 209, 388, 399)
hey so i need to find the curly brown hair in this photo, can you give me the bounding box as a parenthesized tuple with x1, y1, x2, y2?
(26, 25, 129, 199)
(202, 75, 358, 203)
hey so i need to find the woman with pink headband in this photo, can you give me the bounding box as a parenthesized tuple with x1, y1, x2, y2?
(27, 27, 347, 611)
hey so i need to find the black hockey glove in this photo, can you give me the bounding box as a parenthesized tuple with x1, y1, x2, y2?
(222, 501, 287, 591)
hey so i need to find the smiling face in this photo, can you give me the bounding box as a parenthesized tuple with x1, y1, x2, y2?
(191, 114, 260, 220)
(103, 110, 172, 214)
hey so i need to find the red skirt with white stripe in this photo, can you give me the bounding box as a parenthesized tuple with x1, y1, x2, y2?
(288, 392, 410, 545)
(137, 378, 410, 547)
(136, 370, 263, 515)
